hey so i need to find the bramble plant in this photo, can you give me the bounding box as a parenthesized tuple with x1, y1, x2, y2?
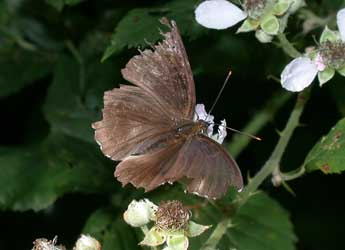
(0, 1, 344, 250)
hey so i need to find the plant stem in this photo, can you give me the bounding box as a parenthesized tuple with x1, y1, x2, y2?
(228, 91, 292, 158)
(202, 89, 310, 250)
(201, 218, 231, 250)
(238, 88, 310, 206)
(277, 33, 301, 58)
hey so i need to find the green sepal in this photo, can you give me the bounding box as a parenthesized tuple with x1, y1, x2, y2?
(318, 67, 335, 86)
(166, 233, 189, 250)
(139, 227, 166, 247)
(186, 221, 211, 237)
(237, 19, 260, 33)
(337, 65, 345, 77)
(319, 26, 341, 43)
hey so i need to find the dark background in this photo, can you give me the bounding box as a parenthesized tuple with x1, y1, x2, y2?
(0, 0, 344, 249)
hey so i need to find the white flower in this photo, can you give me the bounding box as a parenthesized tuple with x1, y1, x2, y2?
(195, 0, 247, 30)
(337, 8, 345, 41)
(216, 119, 227, 144)
(193, 104, 214, 137)
(194, 104, 227, 144)
(123, 199, 158, 227)
(281, 57, 319, 92)
(281, 8, 345, 92)
(74, 235, 101, 250)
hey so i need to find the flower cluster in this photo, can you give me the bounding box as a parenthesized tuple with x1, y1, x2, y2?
(281, 8, 345, 92)
(195, 0, 305, 43)
(31, 235, 101, 250)
(124, 199, 210, 250)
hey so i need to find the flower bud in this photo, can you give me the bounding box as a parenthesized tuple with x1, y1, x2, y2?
(124, 199, 158, 227)
(255, 30, 273, 43)
(260, 15, 280, 35)
(74, 235, 101, 250)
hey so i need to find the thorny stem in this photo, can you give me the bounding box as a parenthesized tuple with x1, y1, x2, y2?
(201, 219, 231, 250)
(201, 34, 309, 250)
(237, 88, 310, 206)
(277, 33, 302, 58)
(227, 91, 292, 158)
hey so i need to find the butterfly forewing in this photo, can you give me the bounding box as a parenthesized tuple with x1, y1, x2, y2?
(121, 20, 196, 120)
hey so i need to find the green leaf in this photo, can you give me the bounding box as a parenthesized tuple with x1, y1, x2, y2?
(0, 133, 114, 211)
(0, 49, 55, 98)
(83, 208, 139, 250)
(224, 192, 297, 250)
(318, 67, 335, 86)
(102, 0, 205, 61)
(304, 118, 345, 173)
(43, 56, 118, 143)
(319, 26, 341, 43)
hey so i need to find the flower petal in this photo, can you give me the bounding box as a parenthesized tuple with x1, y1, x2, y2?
(337, 8, 345, 41)
(195, 0, 247, 30)
(281, 57, 318, 92)
(194, 104, 215, 137)
(217, 119, 227, 144)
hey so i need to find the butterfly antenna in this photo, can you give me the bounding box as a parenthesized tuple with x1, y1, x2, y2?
(207, 70, 232, 116)
(224, 125, 262, 141)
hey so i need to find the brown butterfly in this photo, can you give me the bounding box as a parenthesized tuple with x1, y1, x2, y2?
(92, 18, 243, 199)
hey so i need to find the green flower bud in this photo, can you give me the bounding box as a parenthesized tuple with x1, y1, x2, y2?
(289, 0, 306, 13)
(255, 29, 273, 43)
(273, 0, 291, 16)
(260, 15, 280, 35)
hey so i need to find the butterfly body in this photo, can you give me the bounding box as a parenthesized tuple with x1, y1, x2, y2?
(92, 19, 243, 199)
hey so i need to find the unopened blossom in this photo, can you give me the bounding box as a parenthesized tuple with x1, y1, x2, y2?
(74, 235, 101, 250)
(281, 8, 345, 92)
(123, 199, 158, 227)
(194, 104, 227, 144)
